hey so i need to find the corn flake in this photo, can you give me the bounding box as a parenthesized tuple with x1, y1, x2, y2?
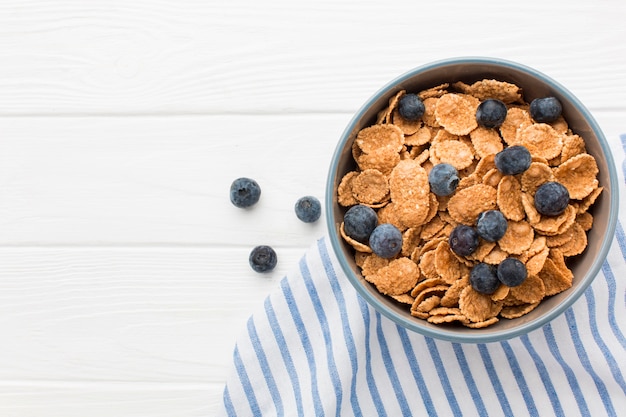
(482, 168, 504, 188)
(521, 162, 554, 195)
(422, 97, 440, 127)
(430, 139, 475, 170)
(497, 175, 526, 221)
(498, 220, 534, 255)
(356, 147, 401, 175)
(447, 184, 497, 225)
(524, 246, 550, 276)
(372, 257, 420, 296)
(390, 293, 415, 305)
(573, 186, 603, 214)
(561, 134, 587, 163)
(356, 124, 404, 154)
(576, 212, 594, 231)
(435, 94, 478, 135)
(510, 274, 546, 304)
(404, 126, 432, 146)
(418, 250, 440, 280)
(517, 123, 563, 160)
(500, 107, 533, 145)
(470, 127, 504, 158)
(418, 83, 450, 100)
(454, 79, 523, 103)
(556, 222, 587, 257)
(482, 245, 509, 265)
(440, 275, 470, 307)
(539, 257, 573, 296)
(415, 295, 442, 313)
(428, 314, 470, 325)
(459, 286, 503, 322)
(412, 285, 449, 308)
(501, 302, 540, 319)
(553, 153, 599, 199)
(377, 90, 404, 125)
(533, 204, 576, 236)
(392, 109, 422, 135)
(351, 169, 390, 205)
(463, 317, 500, 328)
(337, 171, 359, 207)
(434, 241, 465, 284)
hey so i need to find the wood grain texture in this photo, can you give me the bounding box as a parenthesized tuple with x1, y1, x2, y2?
(0, 114, 344, 245)
(0, 383, 216, 417)
(0, 0, 625, 115)
(0, 247, 311, 383)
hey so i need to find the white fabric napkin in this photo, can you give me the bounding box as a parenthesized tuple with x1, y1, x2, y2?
(218, 137, 626, 417)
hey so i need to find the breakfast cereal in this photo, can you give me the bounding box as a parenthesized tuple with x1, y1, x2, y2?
(336, 78, 602, 328)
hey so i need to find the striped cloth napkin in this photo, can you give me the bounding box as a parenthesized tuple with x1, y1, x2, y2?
(218, 136, 626, 417)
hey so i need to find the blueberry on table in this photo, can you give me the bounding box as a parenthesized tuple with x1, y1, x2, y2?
(534, 181, 570, 216)
(249, 245, 277, 273)
(230, 177, 261, 208)
(449, 224, 479, 257)
(497, 258, 527, 287)
(343, 204, 378, 244)
(470, 262, 500, 294)
(529, 97, 562, 123)
(398, 93, 425, 121)
(494, 145, 532, 175)
(476, 98, 507, 128)
(476, 210, 508, 242)
(369, 223, 403, 259)
(294, 196, 321, 223)
(428, 163, 459, 196)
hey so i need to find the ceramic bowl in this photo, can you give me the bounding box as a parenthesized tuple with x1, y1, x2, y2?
(325, 57, 618, 343)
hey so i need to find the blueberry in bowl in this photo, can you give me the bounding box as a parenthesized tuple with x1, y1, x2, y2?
(476, 98, 507, 128)
(494, 145, 532, 175)
(428, 163, 459, 196)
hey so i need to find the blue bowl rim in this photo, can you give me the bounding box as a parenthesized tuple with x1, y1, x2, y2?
(325, 56, 619, 343)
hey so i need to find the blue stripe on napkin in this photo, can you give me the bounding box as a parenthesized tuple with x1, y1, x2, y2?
(220, 135, 626, 417)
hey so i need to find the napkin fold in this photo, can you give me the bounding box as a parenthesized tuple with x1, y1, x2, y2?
(219, 136, 626, 417)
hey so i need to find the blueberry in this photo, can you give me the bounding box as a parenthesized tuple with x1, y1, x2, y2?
(428, 163, 460, 196)
(343, 204, 378, 243)
(470, 262, 500, 294)
(369, 223, 403, 259)
(230, 177, 261, 208)
(294, 195, 321, 223)
(449, 225, 479, 257)
(398, 93, 425, 121)
(530, 97, 562, 123)
(497, 258, 527, 287)
(534, 181, 570, 216)
(249, 245, 277, 273)
(476, 210, 508, 242)
(494, 145, 532, 175)
(476, 99, 507, 128)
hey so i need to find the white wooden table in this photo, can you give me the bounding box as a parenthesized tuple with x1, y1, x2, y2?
(1, 1, 625, 415)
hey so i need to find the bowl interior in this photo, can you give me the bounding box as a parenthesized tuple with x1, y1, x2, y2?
(326, 58, 618, 343)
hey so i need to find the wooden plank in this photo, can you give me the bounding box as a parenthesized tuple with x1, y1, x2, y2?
(0, 112, 624, 245)
(0, 114, 349, 245)
(0, 247, 311, 383)
(0, 383, 219, 417)
(0, 0, 625, 114)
